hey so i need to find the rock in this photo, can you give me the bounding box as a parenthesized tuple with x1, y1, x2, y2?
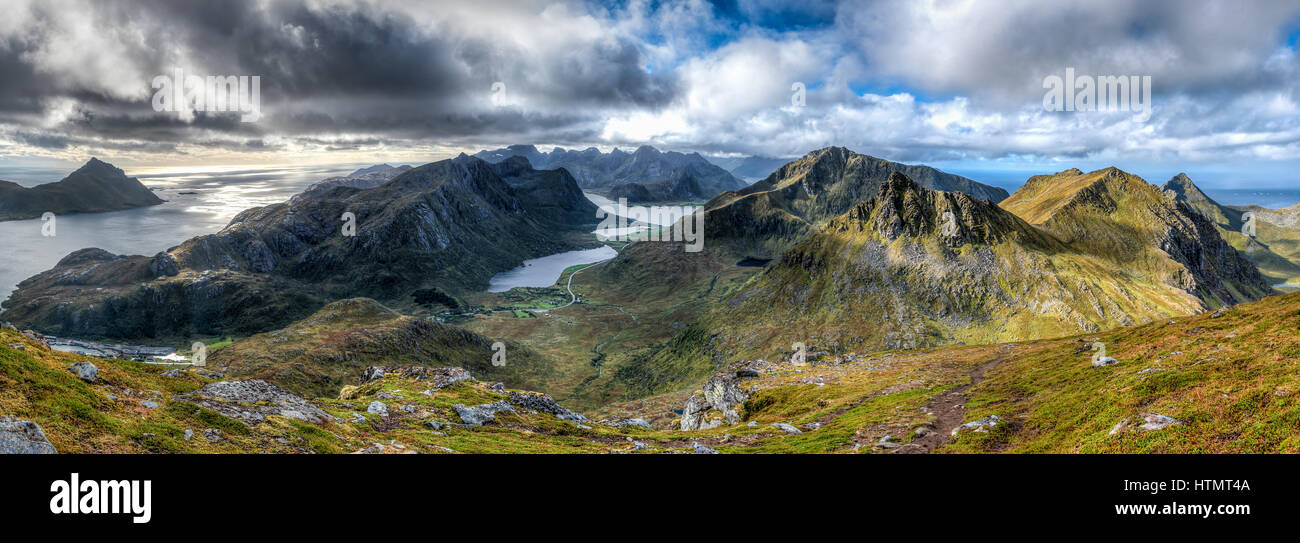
(489, 382, 506, 393)
(1108, 418, 1129, 436)
(361, 365, 471, 389)
(771, 423, 802, 435)
(367, 401, 388, 416)
(632, 441, 648, 451)
(746, 421, 758, 427)
(173, 379, 331, 425)
(0, 418, 58, 454)
(67, 361, 98, 383)
(161, 368, 181, 377)
(1092, 356, 1119, 367)
(351, 413, 366, 423)
(691, 442, 719, 454)
(803, 422, 822, 430)
(702, 374, 749, 424)
(607, 417, 651, 429)
(507, 391, 585, 422)
(203, 428, 222, 442)
(701, 418, 725, 429)
(453, 401, 515, 426)
(951, 415, 1004, 436)
(680, 394, 708, 431)
(141, 400, 159, 409)
(425, 420, 447, 430)
(913, 427, 932, 438)
(7, 343, 25, 351)
(1138, 413, 1183, 431)
(736, 369, 760, 378)
(375, 391, 396, 400)
(361, 366, 385, 383)
(400, 404, 416, 413)
(184, 429, 194, 441)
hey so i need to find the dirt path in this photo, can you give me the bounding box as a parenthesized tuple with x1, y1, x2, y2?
(906, 345, 1013, 453)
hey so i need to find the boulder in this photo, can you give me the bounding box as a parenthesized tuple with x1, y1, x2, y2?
(67, 361, 98, 383)
(173, 379, 330, 425)
(453, 401, 515, 426)
(771, 423, 802, 435)
(691, 442, 719, 454)
(1139, 413, 1183, 431)
(680, 394, 709, 431)
(0, 418, 57, 454)
(507, 391, 585, 422)
(367, 401, 388, 416)
(702, 374, 748, 424)
(951, 415, 1004, 436)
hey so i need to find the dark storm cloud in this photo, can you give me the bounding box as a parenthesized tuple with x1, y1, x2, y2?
(0, 0, 680, 152)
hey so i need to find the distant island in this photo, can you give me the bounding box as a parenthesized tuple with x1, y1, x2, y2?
(0, 158, 163, 221)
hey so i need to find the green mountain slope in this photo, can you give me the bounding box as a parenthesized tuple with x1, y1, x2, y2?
(211, 298, 556, 399)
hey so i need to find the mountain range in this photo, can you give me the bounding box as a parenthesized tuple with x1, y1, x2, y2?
(0, 158, 163, 221)
(0, 155, 598, 340)
(473, 144, 748, 202)
(599, 163, 1269, 397)
(3, 146, 1297, 457)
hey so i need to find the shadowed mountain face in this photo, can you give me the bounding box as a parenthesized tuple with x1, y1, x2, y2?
(473, 144, 747, 201)
(1162, 173, 1300, 285)
(0, 158, 163, 221)
(612, 170, 1269, 395)
(0, 156, 599, 340)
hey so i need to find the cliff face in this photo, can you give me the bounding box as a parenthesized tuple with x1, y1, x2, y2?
(0, 155, 599, 340)
(0, 158, 163, 221)
(1162, 173, 1300, 285)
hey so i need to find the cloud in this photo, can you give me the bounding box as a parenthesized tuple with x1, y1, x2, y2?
(0, 0, 1297, 175)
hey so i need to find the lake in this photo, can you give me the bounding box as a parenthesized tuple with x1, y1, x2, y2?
(487, 245, 617, 292)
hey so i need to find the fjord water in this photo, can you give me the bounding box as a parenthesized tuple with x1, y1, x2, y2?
(0, 164, 356, 304)
(487, 245, 617, 292)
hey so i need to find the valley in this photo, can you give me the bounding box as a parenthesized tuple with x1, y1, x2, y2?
(4, 146, 1300, 454)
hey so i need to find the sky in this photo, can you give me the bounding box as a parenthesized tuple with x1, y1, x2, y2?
(2, 0, 1300, 189)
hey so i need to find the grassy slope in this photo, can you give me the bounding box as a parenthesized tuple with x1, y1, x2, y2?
(6, 291, 1300, 453)
(211, 298, 556, 399)
(948, 291, 1300, 453)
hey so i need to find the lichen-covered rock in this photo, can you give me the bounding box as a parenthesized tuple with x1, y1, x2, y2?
(453, 401, 515, 426)
(0, 418, 57, 454)
(67, 361, 98, 383)
(507, 391, 585, 422)
(1139, 413, 1183, 431)
(702, 374, 748, 424)
(679, 394, 709, 431)
(173, 379, 329, 425)
(951, 415, 1004, 436)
